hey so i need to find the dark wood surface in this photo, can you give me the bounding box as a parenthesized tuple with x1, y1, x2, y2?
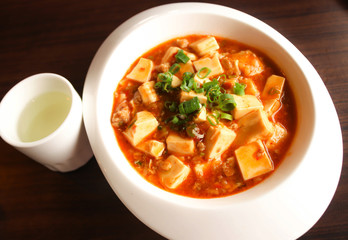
(1, 0, 347, 239)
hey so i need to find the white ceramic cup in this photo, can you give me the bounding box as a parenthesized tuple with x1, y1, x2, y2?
(0, 73, 93, 172)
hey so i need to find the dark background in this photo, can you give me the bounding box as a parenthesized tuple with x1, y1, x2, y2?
(0, 0, 347, 239)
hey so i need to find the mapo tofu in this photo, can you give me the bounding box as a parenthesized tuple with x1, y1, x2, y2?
(111, 35, 296, 198)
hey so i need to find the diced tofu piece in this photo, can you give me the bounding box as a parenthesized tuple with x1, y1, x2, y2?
(265, 123, 288, 149)
(235, 140, 274, 180)
(123, 111, 158, 146)
(194, 106, 206, 123)
(190, 36, 220, 56)
(161, 47, 196, 64)
(234, 109, 274, 147)
(161, 47, 180, 64)
(159, 155, 191, 189)
(193, 53, 224, 78)
(263, 98, 281, 117)
(232, 94, 263, 120)
(127, 58, 153, 83)
(241, 78, 260, 96)
(166, 133, 195, 155)
(138, 81, 158, 105)
(180, 91, 207, 105)
(261, 75, 285, 100)
(204, 124, 236, 160)
(178, 61, 195, 76)
(194, 74, 210, 86)
(136, 140, 165, 158)
(171, 75, 182, 88)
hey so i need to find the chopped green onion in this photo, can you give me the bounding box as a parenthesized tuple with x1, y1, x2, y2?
(175, 49, 190, 64)
(178, 97, 201, 114)
(128, 119, 136, 129)
(220, 112, 233, 120)
(268, 87, 280, 95)
(134, 160, 143, 166)
(186, 124, 196, 137)
(203, 78, 220, 93)
(180, 72, 194, 92)
(186, 124, 204, 139)
(164, 101, 178, 112)
(193, 81, 204, 93)
(234, 82, 246, 96)
(219, 94, 236, 111)
(197, 67, 211, 79)
(207, 114, 219, 126)
(172, 115, 180, 124)
(158, 72, 173, 82)
(217, 74, 227, 84)
(169, 63, 181, 74)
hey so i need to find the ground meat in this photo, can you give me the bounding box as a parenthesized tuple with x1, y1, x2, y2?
(133, 91, 142, 104)
(176, 38, 189, 48)
(197, 141, 206, 152)
(222, 157, 236, 177)
(155, 63, 169, 73)
(111, 100, 131, 127)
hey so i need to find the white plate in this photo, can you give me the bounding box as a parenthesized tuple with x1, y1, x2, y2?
(82, 3, 343, 239)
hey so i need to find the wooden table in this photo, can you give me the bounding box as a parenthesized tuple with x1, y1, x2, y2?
(1, 0, 347, 239)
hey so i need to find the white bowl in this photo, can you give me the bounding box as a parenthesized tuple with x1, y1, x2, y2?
(83, 3, 342, 239)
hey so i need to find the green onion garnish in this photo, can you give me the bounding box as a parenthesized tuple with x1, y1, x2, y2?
(180, 72, 195, 92)
(165, 101, 178, 112)
(193, 81, 204, 93)
(169, 63, 181, 74)
(268, 87, 280, 95)
(158, 72, 173, 82)
(171, 115, 180, 124)
(220, 112, 233, 120)
(219, 94, 237, 111)
(234, 82, 246, 96)
(207, 114, 219, 126)
(175, 49, 190, 64)
(197, 67, 211, 79)
(178, 97, 201, 114)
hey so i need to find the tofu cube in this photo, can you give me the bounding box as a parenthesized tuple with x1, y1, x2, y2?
(180, 91, 207, 105)
(161, 47, 180, 64)
(166, 133, 195, 155)
(261, 75, 285, 100)
(241, 78, 260, 96)
(204, 124, 236, 160)
(234, 109, 274, 146)
(161, 46, 197, 63)
(235, 140, 274, 180)
(190, 36, 220, 56)
(136, 140, 165, 158)
(232, 94, 263, 120)
(171, 75, 182, 88)
(159, 155, 191, 189)
(138, 81, 158, 105)
(194, 106, 207, 123)
(193, 53, 224, 78)
(178, 60, 195, 76)
(127, 58, 153, 83)
(123, 111, 158, 146)
(265, 123, 288, 149)
(263, 98, 281, 117)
